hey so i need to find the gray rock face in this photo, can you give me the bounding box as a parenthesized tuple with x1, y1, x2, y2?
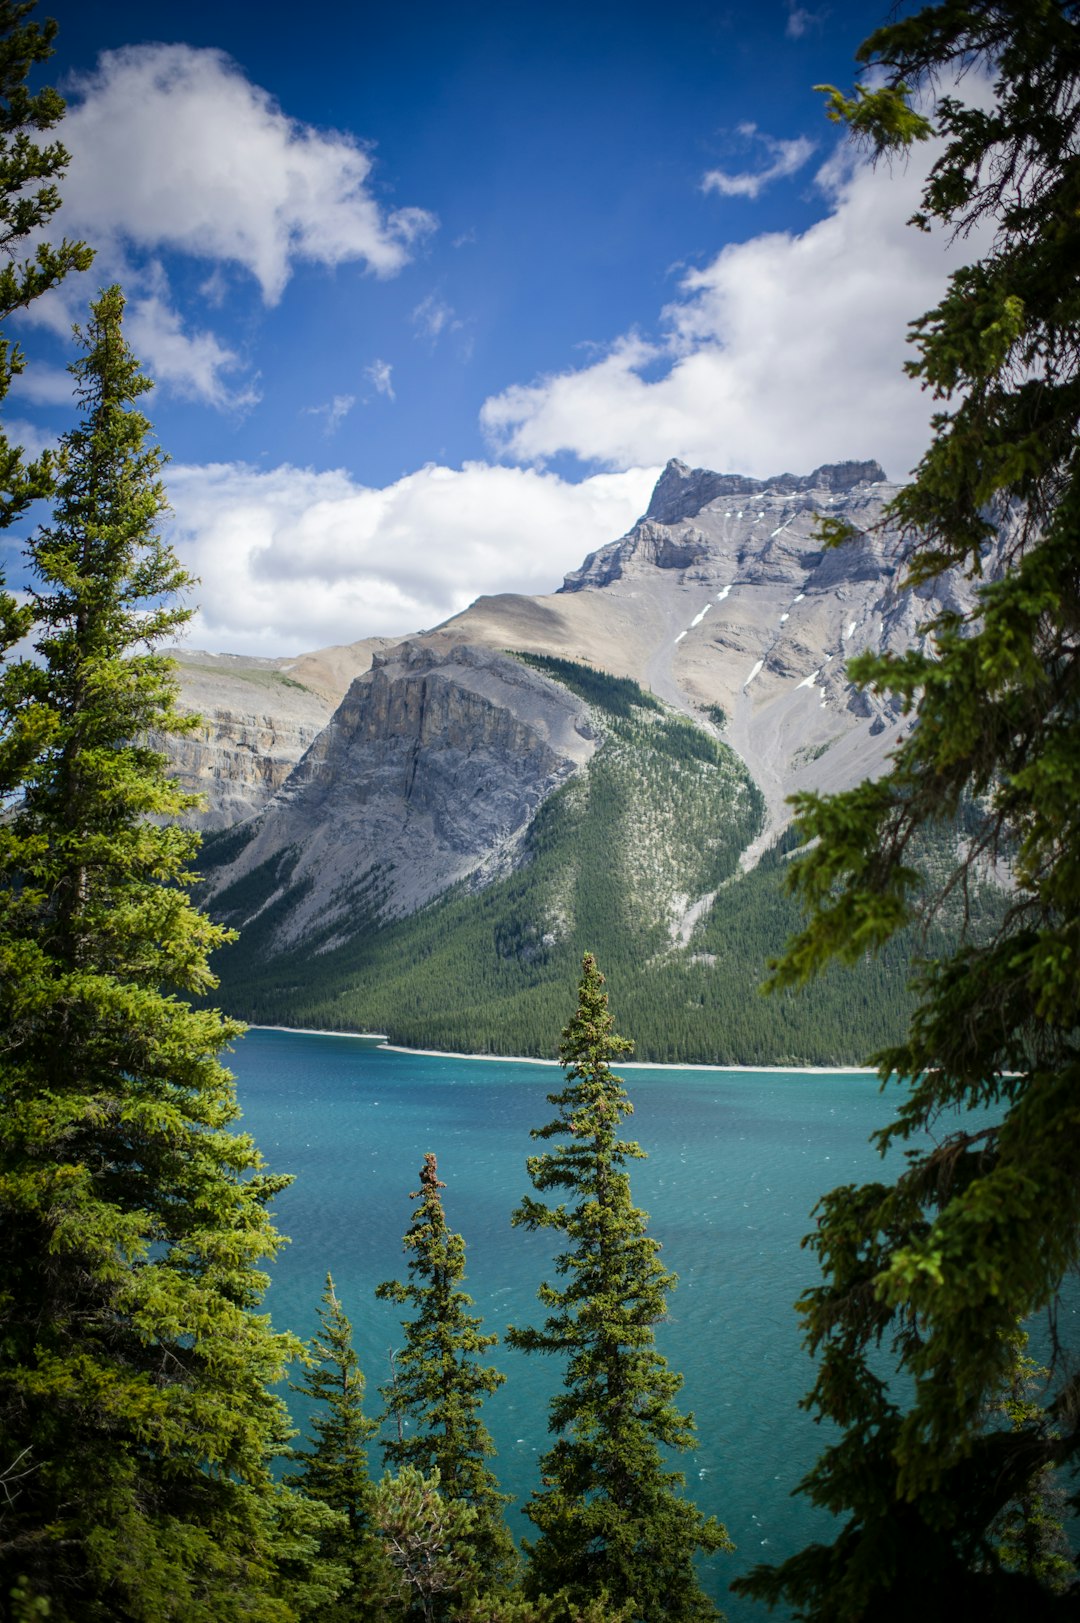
(167, 640, 392, 830)
(204, 640, 598, 944)
(439, 458, 991, 860)
(640, 456, 888, 526)
(177, 455, 1000, 950)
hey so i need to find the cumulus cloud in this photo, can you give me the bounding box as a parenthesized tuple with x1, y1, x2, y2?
(59, 44, 436, 304)
(481, 130, 994, 483)
(166, 460, 657, 655)
(10, 45, 436, 412)
(702, 123, 816, 200)
(7, 363, 76, 408)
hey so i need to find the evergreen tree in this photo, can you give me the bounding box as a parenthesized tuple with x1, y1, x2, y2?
(736, 2, 1080, 1616)
(507, 954, 732, 1622)
(987, 1331, 1073, 1596)
(0, 286, 313, 1620)
(0, 0, 91, 686)
(377, 1154, 517, 1597)
(372, 1467, 480, 1623)
(287, 1274, 404, 1620)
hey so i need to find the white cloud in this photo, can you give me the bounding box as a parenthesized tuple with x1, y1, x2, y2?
(412, 292, 460, 343)
(166, 460, 657, 655)
(365, 360, 395, 400)
(702, 123, 816, 200)
(59, 44, 436, 304)
(7, 363, 76, 407)
(125, 286, 259, 411)
(785, 4, 823, 39)
(304, 394, 357, 434)
(481, 130, 994, 483)
(0, 417, 58, 458)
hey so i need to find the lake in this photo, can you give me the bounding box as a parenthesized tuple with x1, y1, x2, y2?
(228, 1027, 932, 1619)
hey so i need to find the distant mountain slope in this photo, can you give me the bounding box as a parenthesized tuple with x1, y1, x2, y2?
(171, 458, 1005, 1061)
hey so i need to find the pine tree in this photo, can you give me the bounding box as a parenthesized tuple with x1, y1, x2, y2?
(0, 286, 314, 1620)
(507, 954, 732, 1622)
(736, 2, 1080, 1617)
(0, 0, 91, 693)
(287, 1274, 404, 1620)
(377, 1153, 517, 1598)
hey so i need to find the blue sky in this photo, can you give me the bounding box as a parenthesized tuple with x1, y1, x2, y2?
(5, 0, 979, 654)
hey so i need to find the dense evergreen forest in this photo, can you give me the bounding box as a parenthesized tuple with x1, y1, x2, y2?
(1, 0, 1077, 1618)
(202, 658, 1000, 1066)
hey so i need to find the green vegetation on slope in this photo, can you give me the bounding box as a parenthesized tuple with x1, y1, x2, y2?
(201, 662, 1000, 1065)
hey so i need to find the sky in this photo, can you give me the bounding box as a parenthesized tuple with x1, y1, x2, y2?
(3, 0, 983, 655)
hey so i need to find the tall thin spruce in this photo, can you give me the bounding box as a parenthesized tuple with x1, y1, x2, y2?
(377, 1152, 518, 1598)
(508, 954, 732, 1622)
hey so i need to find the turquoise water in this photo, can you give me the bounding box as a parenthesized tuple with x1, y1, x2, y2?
(228, 1028, 912, 1618)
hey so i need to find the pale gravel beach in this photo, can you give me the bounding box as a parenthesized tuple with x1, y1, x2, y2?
(250, 1026, 878, 1075)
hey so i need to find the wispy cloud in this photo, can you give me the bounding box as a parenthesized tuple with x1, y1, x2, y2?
(365, 359, 395, 401)
(702, 122, 816, 200)
(785, 3, 824, 40)
(304, 394, 357, 434)
(126, 276, 260, 412)
(412, 291, 461, 344)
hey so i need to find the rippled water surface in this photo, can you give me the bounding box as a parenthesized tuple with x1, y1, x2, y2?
(229, 1028, 920, 1619)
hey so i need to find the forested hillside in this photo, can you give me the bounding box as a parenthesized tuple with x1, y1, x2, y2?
(202, 660, 998, 1064)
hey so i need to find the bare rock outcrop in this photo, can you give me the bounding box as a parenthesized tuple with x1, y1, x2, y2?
(204, 640, 598, 946)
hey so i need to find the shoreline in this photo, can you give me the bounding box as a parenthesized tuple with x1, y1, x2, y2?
(248, 1025, 878, 1077)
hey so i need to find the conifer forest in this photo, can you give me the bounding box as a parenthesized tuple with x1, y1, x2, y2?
(1, 1, 1078, 1619)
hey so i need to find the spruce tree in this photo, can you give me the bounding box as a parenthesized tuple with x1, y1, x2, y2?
(287, 1274, 404, 1620)
(507, 954, 732, 1622)
(735, 2, 1080, 1616)
(0, 0, 91, 689)
(0, 287, 315, 1620)
(377, 1153, 517, 1598)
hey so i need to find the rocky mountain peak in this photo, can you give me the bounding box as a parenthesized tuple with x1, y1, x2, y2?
(643, 456, 889, 526)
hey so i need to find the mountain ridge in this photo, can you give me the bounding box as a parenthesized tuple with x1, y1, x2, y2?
(167, 456, 1004, 1060)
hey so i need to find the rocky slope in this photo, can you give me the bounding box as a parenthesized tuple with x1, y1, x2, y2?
(167, 638, 393, 829)
(433, 458, 985, 851)
(201, 639, 599, 945)
(177, 457, 995, 952)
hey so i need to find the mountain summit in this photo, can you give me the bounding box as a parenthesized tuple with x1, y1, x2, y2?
(170, 458, 1001, 1060)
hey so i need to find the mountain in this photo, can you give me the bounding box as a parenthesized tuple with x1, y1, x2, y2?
(175, 459, 1001, 1062)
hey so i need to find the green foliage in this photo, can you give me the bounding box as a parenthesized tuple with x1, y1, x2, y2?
(287, 1274, 402, 1620)
(512, 653, 661, 719)
(736, 3, 1080, 1616)
(0, 0, 92, 717)
(987, 1331, 1074, 1595)
(378, 1155, 517, 1596)
(0, 1, 91, 539)
(372, 1468, 481, 1623)
(0, 288, 306, 1619)
(507, 956, 732, 1622)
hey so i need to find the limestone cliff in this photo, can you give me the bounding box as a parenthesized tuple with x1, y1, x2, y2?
(178, 456, 999, 917)
(204, 640, 598, 946)
(167, 639, 393, 829)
